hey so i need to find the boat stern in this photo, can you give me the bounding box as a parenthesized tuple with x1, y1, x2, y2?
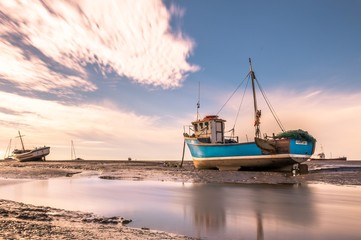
(290, 139, 316, 159)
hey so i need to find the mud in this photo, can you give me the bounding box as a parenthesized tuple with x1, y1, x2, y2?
(0, 159, 360, 239)
(0, 199, 193, 240)
(1, 159, 360, 185)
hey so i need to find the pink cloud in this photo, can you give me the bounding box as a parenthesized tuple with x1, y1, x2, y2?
(0, 0, 199, 90)
(0, 41, 96, 95)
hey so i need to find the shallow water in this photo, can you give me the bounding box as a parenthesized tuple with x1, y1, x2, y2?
(0, 178, 360, 240)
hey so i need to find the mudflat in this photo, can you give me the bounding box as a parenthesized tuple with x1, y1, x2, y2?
(0, 159, 360, 239)
(1, 159, 360, 185)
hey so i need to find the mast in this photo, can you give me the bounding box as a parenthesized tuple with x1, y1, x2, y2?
(18, 131, 25, 151)
(196, 81, 200, 120)
(249, 58, 261, 138)
(4, 139, 12, 159)
(71, 140, 77, 160)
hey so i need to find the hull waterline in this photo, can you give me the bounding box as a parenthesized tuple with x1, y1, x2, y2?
(193, 154, 310, 170)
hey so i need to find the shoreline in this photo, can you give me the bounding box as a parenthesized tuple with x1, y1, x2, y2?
(1, 159, 361, 185)
(0, 160, 360, 239)
(0, 199, 194, 240)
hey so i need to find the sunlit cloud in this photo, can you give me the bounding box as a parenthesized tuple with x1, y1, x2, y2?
(0, 0, 199, 91)
(0, 92, 185, 160)
(212, 88, 361, 160)
(270, 90, 361, 159)
(0, 0, 199, 160)
(0, 41, 96, 95)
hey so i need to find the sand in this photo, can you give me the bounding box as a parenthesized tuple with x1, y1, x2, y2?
(0, 159, 360, 239)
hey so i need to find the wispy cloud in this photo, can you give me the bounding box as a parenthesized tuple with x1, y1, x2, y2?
(303, 90, 322, 99)
(0, 0, 199, 160)
(216, 88, 361, 159)
(0, 0, 199, 93)
(0, 41, 96, 96)
(0, 91, 185, 160)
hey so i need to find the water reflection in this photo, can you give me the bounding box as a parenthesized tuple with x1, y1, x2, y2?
(0, 178, 360, 240)
(186, 183, 316, 239)
(188, 184, 226, 235)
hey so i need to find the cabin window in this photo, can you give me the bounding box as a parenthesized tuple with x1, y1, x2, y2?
(199, 123, 203, 129)
(193, 124, 198, 131)
(205, 122, 209, 130)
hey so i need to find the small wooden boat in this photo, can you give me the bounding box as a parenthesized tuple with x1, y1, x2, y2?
(12, 131, 50, 162)
(184, 59, 316, 171)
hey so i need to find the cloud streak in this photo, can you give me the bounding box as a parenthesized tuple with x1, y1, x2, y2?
(0, 91, 185, 160)
(0, 0, 199, 160)
(0, 41, 96, 96)
(216, 88, 361, 160)
(0, 0, 199, 94)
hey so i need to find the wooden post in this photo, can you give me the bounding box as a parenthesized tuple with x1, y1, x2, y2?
(180, 140, 186, 168)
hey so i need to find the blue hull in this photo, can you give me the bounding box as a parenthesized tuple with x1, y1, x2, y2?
(185, 138, 315, 170)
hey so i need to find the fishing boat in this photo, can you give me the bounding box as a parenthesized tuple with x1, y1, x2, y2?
(183, 59, 316, 171)
(12, 131, 50, 162)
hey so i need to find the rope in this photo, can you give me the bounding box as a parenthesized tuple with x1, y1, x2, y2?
(216, 66, 286, 135)
(232, 75, 250, 131)
(255, 78, 285, 132)
(216, 73, 250, 115)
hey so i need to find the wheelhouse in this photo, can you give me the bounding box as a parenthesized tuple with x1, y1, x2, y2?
(191, 115, 226, 143)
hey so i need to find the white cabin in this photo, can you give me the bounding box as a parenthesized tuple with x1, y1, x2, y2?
(192, 115, 226, 143)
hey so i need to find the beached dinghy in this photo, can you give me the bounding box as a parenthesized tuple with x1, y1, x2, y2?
(12, 131, 50, 162)
(183, 59, 316, 171)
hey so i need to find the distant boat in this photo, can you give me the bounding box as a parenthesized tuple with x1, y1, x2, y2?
(3, 139, 14, 160)
(12, 131, 50, 162)
(310, 151, 347, 161)
(71, 140, 83, 160)
(183, 59, 316, 171)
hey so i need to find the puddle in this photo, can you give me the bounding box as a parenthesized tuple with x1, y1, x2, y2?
(0, 177, 360, 239)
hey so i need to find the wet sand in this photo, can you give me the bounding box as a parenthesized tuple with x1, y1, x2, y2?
(0, 159, 360, 239)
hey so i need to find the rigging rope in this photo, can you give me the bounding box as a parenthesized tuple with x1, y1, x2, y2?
(216, 73, 250, 116)
(254, 78, 285, 132)
(232, 75, 250, 131)
(216, 66, 286, 135)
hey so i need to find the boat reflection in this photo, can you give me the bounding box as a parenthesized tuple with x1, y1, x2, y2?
(1, 178, 359, 239)
(185, 183, 316, 239)
(190, 184, 226, 234)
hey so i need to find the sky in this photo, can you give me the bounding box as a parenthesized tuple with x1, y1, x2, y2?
(0, 0, 360, 160)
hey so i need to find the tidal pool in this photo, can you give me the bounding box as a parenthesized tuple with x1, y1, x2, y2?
(0, 177, 360, 239)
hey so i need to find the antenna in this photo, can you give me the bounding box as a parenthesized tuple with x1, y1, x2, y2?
(71, 140, 77, 160)
(196, 81, 200, 120)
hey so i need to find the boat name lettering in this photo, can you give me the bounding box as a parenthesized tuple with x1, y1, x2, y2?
(295, 140, 308, 145)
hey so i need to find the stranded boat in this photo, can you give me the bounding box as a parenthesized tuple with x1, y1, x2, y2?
(12, 131, 50, 162)
(183, 59, 316, 171)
